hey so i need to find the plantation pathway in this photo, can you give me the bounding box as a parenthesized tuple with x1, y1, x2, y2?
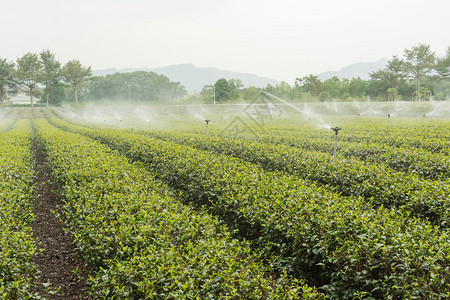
(31, 139, 88, 299)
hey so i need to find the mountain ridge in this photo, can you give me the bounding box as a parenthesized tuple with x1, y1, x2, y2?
(93, 64, 279, 94)
(318, 58, 389, 80)
(93, 59, 391, 94)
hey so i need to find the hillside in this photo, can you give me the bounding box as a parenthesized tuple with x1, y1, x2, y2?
(93, 64, 279, 94)
(318, 58, 389, 80)
(93, 59, 391, 94)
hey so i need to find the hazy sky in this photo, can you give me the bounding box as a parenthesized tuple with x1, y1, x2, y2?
(2, 0, 449, 81)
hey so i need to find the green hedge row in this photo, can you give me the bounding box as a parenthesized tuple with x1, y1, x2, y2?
(0, 120, 39, 299)
(338, 141, 449, 180)
(78, 126, 450, 229)
(217, 124, 450, 179)
(48, 117, 450, 299)
(33, 118, 320, 299)
(337, 119, 450, 153)
(226, 117, 450, 156)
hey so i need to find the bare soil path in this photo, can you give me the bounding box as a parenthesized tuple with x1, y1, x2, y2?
(31, 139, 89, 299)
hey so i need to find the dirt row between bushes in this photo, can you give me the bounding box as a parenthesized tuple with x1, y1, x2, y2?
(31, 140, 88, 299)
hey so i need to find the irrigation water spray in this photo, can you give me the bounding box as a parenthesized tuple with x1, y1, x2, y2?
(331, 126, 342, 163)
(204, 119, 210, 138)
(262, 91, 331, 129)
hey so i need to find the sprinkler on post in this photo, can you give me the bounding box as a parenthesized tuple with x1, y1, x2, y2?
(119, 119, 123, 129)
(330, 126, 342, 163)
(387, 114, 391, 129)
(204, 119, 210, 138)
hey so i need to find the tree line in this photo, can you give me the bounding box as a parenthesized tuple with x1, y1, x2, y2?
(200, 44, 450, 103)
(3, 44, 449, 106)
(0, 50, 187, 107)
(0, 50, 92, 108)
(84, 71, 186, 103)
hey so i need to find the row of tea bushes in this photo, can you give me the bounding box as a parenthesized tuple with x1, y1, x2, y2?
(33, 118, 320, 299)
(337, 141, 449, 180)
(95, 127, 450, 229)
(47, 115, 450, 227)
(49, 118, 450, 299)
(143, 127, 449, 181)
(0, 120, 39, 298)
(223, 126, 450, 177)
(222, 117, 450, 156)
(279, 116, 450, 150)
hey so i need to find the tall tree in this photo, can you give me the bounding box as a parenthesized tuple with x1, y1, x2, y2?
(228, 78, 244, 100)
(370, 56, 405, 100)
(348, 77, 366, 98)
(39, 50, 61, 108)
(297, 74, 323, 97)
(436, 46, 450, 80)
(214, 78, 231, 102)
(0, 58, 16, 108)
(62, 59, 92, 107)
(402, 44, 436, 101)
(15, 52, 42, 109)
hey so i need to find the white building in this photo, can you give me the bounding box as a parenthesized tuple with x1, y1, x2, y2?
(6, 90, 40, 104)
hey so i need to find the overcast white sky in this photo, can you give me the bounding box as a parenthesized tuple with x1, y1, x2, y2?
(2, 0, 449, 81)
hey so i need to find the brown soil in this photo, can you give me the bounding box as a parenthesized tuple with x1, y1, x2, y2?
(31, 140, 89, 299)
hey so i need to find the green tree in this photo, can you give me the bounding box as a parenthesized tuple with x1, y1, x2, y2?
(365, 77, 390, 100)
(322, 77, 342, 100)
(228, 78, 244, 100)
(85, 71, 186, 102)
(201, 84, 215, 102)
(48, 83, 65, 105)
(402, 44, 436, 101)
(436, 46, 450, 79)
(15, 52, 42, 109)
(243, 86, 260, 101)
(214, 78, 231, 102)
(263, 82, 295, 100)
(39, 50, 61, 108)
(297, 74, 323, 98)
(0, 58, 16, 108)
(370, 56, 405, 100)
(62, 59, 92, 107)
(348, 77, 366, 98)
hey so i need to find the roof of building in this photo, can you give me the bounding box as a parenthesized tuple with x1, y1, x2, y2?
(9, 95, 40, 103)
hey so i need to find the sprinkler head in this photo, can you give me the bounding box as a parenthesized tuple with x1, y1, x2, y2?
(330, 126, 342, 135)
(205, 119, 210, 124)
(387, 114, 391, 118)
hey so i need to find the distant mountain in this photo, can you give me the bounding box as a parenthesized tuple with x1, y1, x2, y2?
(93, 64, 279, 94)
(318, 58, 389, 81)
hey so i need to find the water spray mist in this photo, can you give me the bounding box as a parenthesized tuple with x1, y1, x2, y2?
(331, 127, 342, 163)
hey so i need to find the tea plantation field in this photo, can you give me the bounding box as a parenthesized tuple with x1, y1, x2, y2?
(1, 104, 449, 299)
